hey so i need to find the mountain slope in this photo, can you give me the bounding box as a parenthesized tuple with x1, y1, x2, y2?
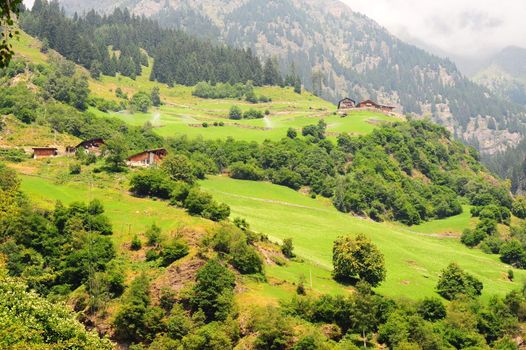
(57, 0, 526, 155)
(474, 46, 526, 107)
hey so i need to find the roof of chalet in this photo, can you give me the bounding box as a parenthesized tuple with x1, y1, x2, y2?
(32, 147, 58, 150)
(127, 148, 168, 160)
(76, 138, 105, 148)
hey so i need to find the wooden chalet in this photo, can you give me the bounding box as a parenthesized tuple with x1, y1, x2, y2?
(33, 147, 58, 159)
(70, 138, 105, 155)
(337, 97, 356, 110)
(357, 100, 395, 112)
(127, 148, 168, 167)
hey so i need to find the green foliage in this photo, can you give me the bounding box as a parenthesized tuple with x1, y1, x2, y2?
(281, 238, 295, 258)
(332, 234, 386, 287)
(69, 162, 81, 175)
(104, 134, 128, 171)
(417, 298, 446, 321)
(229, 105, 242, 120)
(151, 86, 161, 107)
(0, 275, 113, 349)
(512, 196, 526, 219)
(287, 127, 297, 139)
(130, 92, 152, 113)
(161, 154, 197, 184)
(499, 240, 526, 268)
(302, 119, 326, 141)
(130, 168, 175, 199)
(190, 259, 236, 321)
(229, 161, 265, 181)
(436, 263, 483, 300)
(131, 235, 142, 251)
(184, 188, 230, 221)
(145, 223, 162, 246)
(0, 148, 27, 162)
(0, 197, 115, 294)
(211, 224, 263, 274)
(160, 239, 189, 267)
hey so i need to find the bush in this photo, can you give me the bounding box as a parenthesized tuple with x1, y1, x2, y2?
(190, 259, 236, 321)
(243, 108, 264, 119)
(131, 235, 142, 251)
(229, 162, 265, 181)
(512, 197, 526, 219)
(160, 240, 189, 267)
(436, 263, 483, 300)
(0, 148, 27, 162)
(332, 234, 386, 287)
(417, 298, 446, 321)
(145, 224, 162, 246)
(146, 249, 160, 262)
(162, 154, 197, 184)
(281, 238, 295, 258)
(461, 229, 486, 247)
(69, 163, 81, 175)
(287, 128, 297, 139)
(130, 168, 175, 199)
(130, 92, 152, 113)
(230, 242, 263, 274)
(229, 106, 242, 120)
(499, 240, 526, 268)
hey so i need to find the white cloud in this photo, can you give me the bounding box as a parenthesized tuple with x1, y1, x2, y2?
(342, 0, 526, 58)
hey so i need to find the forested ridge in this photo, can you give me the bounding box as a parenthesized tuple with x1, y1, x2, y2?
(19, 0, 290, 87)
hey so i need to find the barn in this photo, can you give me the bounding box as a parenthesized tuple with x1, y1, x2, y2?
(33, 147, 58, 159)
(72, 138, 105, 155)
(337, 97, 356, 110)
(357, 100, 395, 112)
(127, 148, 168, 167)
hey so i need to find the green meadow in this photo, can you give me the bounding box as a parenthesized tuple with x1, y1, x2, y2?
(200, 176, 525, 300)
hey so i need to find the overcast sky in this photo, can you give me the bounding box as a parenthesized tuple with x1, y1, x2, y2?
(343, 0, 526, 59)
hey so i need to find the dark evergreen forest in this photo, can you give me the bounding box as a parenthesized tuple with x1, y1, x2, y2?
(19, 0, 284, 86)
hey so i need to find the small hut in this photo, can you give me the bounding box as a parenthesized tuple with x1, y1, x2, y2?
(32, 147, 58, 159)
(71, 138, 105, 155)
(127, 148, 168, 167)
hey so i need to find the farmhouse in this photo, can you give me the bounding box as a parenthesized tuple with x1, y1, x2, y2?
(32, 147, 58, 159)
(357, 100, 395, 112)
(127, 148, 168, 167)
(69, 138, 105, 155)
(337, 97, 356, 110)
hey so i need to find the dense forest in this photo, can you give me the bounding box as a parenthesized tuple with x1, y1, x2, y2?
(18, 0, 291, 87)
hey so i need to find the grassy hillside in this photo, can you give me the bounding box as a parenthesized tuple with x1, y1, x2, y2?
(200, 176, 525, 300)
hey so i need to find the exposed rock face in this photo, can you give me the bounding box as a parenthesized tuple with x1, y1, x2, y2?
(58, 0, 526, 155)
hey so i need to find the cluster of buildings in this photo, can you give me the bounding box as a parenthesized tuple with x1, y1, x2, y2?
(32, 138, 168, 167)
(337, 98, 395, 113)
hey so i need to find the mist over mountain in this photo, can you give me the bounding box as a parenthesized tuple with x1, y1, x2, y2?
(57, 0, 526, 155)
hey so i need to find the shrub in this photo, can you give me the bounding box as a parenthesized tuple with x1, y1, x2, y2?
(160, 240, 189, 267)
(166, 304, 191, 340)
(281, 238, 295, 258)
(130, 92, 152, 113)
(499, 240, 526, 268)
(461, 229, 486, 247)
(145, 249, 160, 262)
(243, 108, 264, 119)
(190, 259, 236, 321)
(229, 106, 242, 120)
(145, 224, 162, 246)
(202, 122, 209, 128)
(69, 163, 81, 175)
(162, 154, 196, 184)
(287, 128, 297, 139)
(512, 197, 526, 219)
(332, 234, 386, 287)
(436, 263, 483, 300)
(417, 298, 446, 321)
(131, 235, 142, 251)
(130, 168, 174, 199)
(229, 162, 265, 181)
(230, 242, 263, 274)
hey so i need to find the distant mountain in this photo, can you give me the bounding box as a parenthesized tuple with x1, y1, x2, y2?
(473, 46, 526, 107)
(57, 0, 526, 155)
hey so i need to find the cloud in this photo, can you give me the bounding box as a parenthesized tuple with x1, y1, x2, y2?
(342, 0, 526, 58)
